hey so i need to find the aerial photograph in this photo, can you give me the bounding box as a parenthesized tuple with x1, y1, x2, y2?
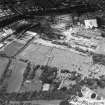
(0, 0, 105, 105)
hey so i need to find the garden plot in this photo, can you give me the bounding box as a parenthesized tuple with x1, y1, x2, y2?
(20, 68, 43, 93)
(0, 57, 9, 79)
(20, 77, 42, 93)
(6, 60, 27, 93)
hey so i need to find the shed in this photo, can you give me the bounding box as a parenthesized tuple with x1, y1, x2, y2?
(42, 83, 50, 91)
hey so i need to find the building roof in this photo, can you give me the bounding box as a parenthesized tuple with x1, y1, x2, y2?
(0, 0, 100, 15)
(42, 83, 50, 91)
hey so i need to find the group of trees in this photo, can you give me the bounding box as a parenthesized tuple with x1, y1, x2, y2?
(92, 53, 105, 66)
(40, 65, 57, 83)
(78, 76, 105, 89)
(23, 62, 40, 82)
(1, 61, 105, 101)
(59, 100, 70, 105)
(22, 62, 105, 100)
(23, 63, 58, 83)
(52, 41, 69, 47)
(23, 62, 83, 84)
(97, 75, 105, 88)
(23, 62, 31, 82)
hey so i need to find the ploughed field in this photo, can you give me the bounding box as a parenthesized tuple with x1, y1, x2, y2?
(6, 60, 27, 93)
(0, 57, 9, 79)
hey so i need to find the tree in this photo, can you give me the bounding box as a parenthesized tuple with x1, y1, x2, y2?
(59, 100, 69, 105)
(23, 62, 31, 81)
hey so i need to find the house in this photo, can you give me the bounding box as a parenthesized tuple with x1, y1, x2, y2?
(84, 19, 98, 29)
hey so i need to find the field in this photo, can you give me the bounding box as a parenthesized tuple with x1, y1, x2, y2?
(0, 57, 9, 79)
(9, 100, 61, 105)
(6, 60, 27, 93)
(18, 43, 92, 76)
(3, 41, 24, 57)
(18, 44, 52, 65)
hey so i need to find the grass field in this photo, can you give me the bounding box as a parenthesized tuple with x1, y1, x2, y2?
(6, 60, 27, 93)
(18, 43, 92, 77)
(3, 41, 24, 57)
(9, 100, 61, 105)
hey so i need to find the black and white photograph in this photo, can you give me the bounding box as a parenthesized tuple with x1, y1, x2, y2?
(0, 0, 105, 105)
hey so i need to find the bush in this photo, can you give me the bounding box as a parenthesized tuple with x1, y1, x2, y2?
(97, 79, 105, 88)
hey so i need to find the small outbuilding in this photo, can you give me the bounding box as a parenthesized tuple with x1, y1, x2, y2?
(42, 83, 50, 91)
